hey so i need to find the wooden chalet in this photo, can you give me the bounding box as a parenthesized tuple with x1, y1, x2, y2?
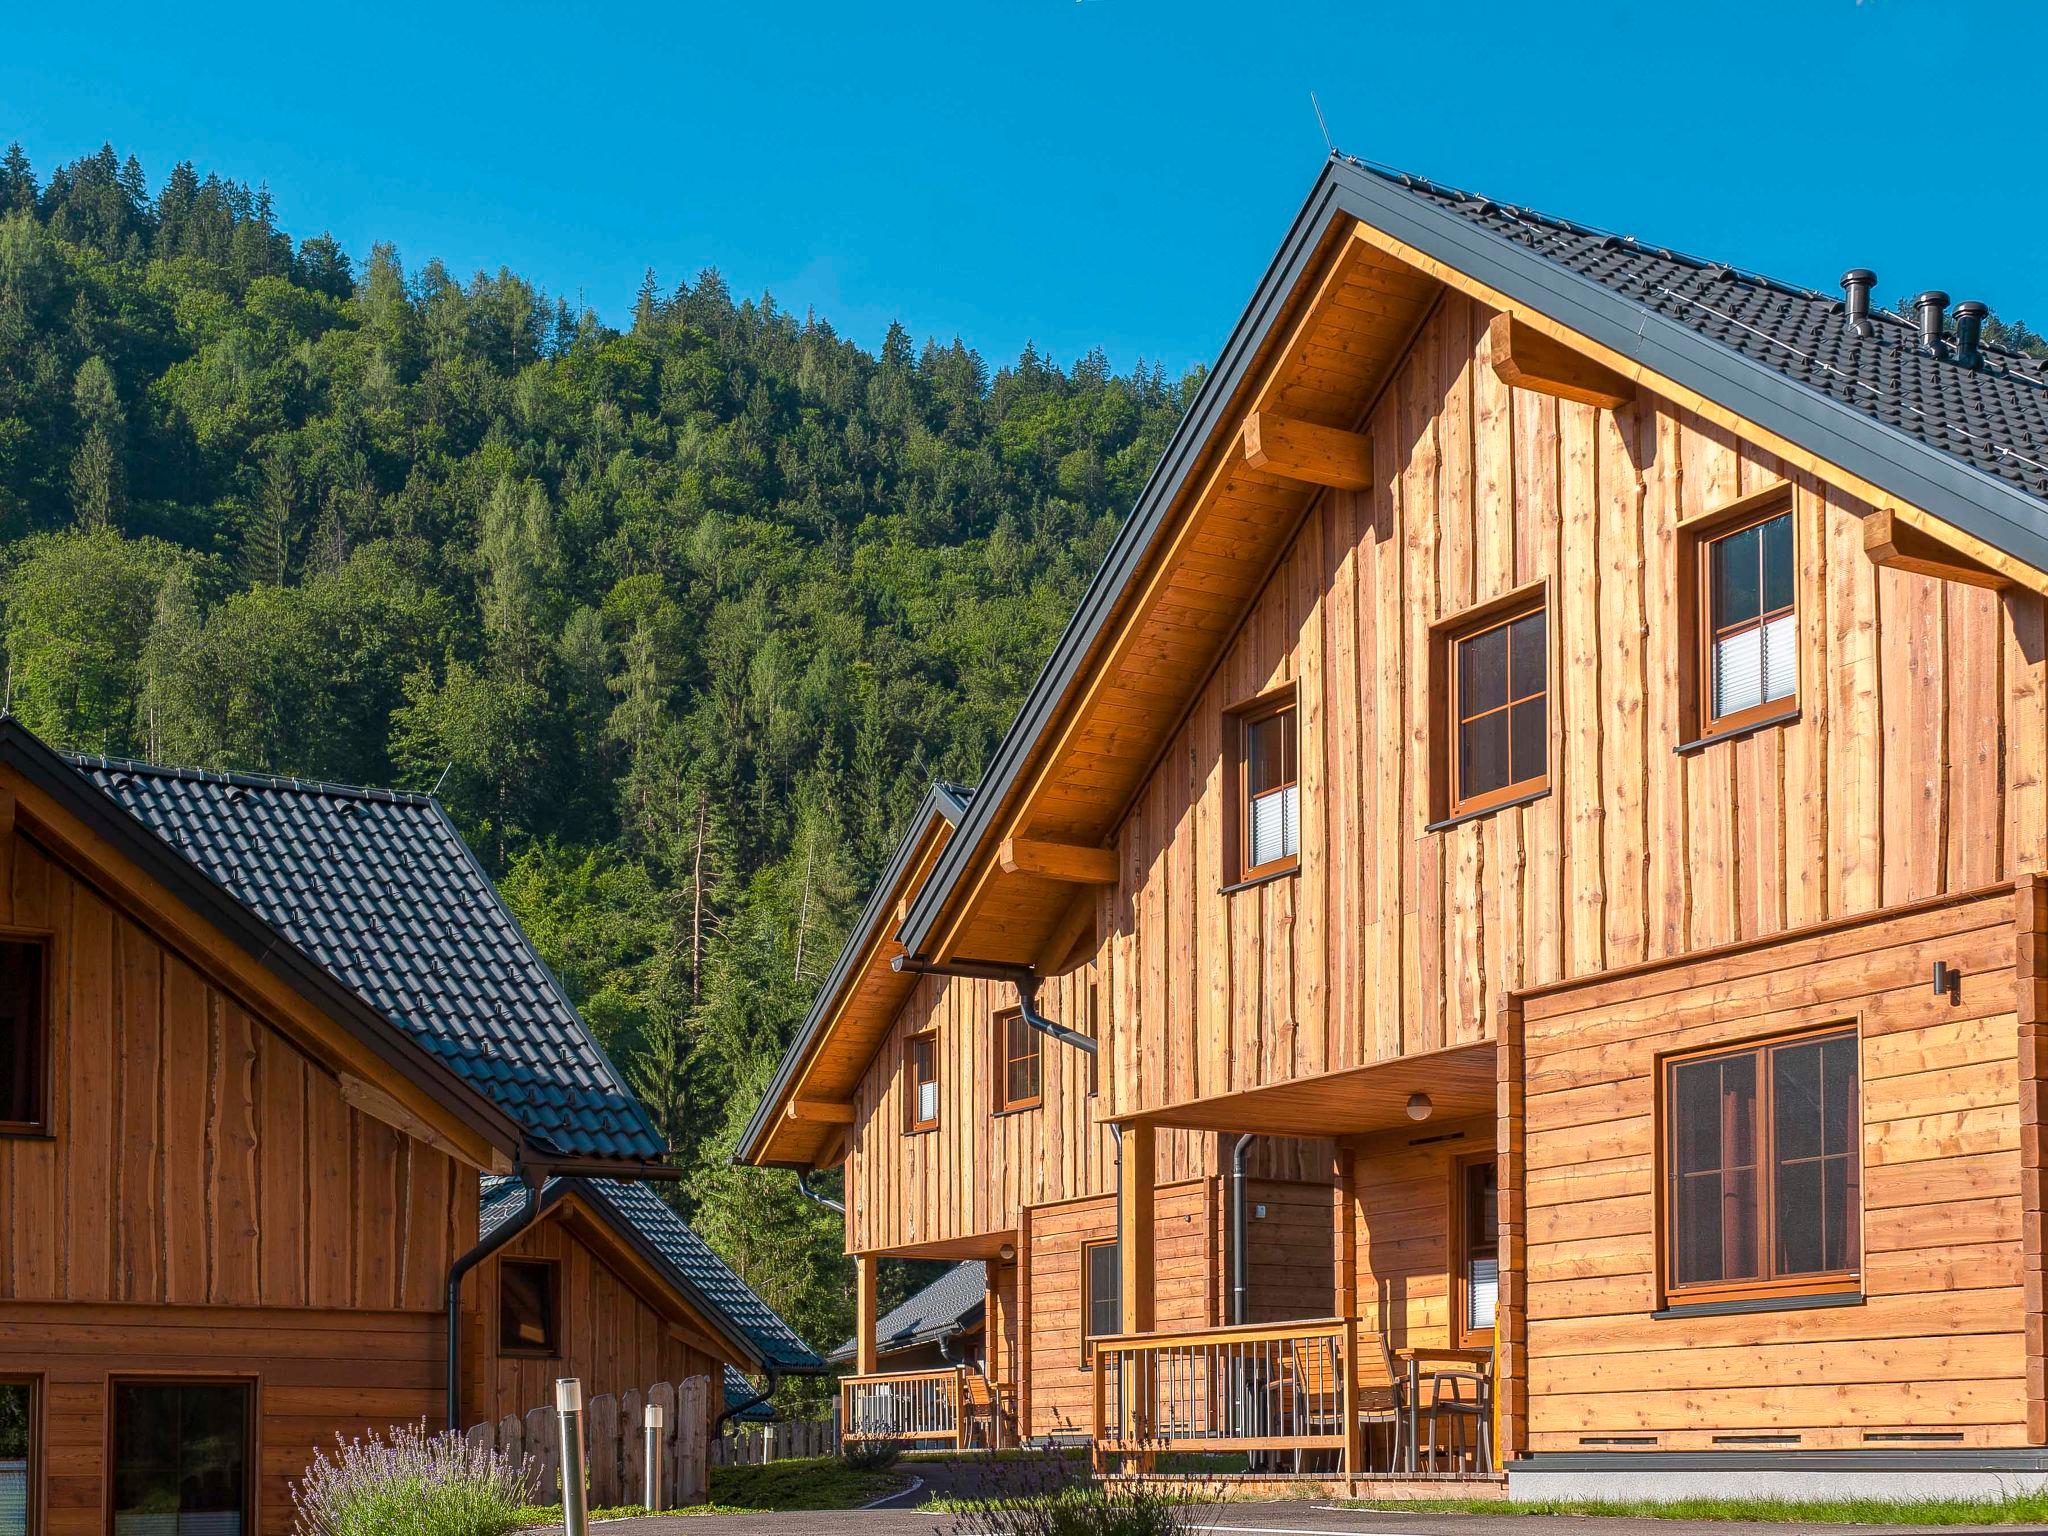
(0, 722, 818, 1535)
(745, 155, 2048, 1499)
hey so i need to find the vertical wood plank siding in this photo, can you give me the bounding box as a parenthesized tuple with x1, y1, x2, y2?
(1102, 293, 2047, 1124)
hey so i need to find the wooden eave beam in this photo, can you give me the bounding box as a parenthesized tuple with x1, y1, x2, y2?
(786, 1097, 855, 1125)
(1034, 888, 1100, 977)
(998, 836, 1117, 886)
(1865, 506, 2013, 590)
(1239, 409, 1374, 491)
(1487, 312, 1633, 409)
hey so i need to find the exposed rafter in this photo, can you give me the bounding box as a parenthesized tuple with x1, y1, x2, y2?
(1239, 409, 1375, 491)
(1486, 311, 1634, 409)
(998, 836, 1118, 886)
(1864, 506, 2013, 591)
(785, 1098, 855, 1125)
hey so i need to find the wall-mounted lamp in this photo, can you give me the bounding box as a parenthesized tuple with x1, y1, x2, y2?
(997, 1242, 1016, 1263)
(1405, 1092, 1433, 1122)
(1932, 961, 1960, 1003)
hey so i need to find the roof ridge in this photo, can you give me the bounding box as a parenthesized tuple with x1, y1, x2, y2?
(1337, 154, 2048, 381)
(61, 749, 439, 806)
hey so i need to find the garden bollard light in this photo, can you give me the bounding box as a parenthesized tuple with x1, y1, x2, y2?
(643, 1401, 664, 1510)
(556, 1377, 590, 1536)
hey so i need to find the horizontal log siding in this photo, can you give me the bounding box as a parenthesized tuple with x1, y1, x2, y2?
(1105, 291, 2048, 1123)
(1519, 888, 2027, 1449)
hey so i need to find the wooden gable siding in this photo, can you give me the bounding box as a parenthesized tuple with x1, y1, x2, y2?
(844, 961, 1329, 1255)
(475, 1217, 724, 1427)
(0, 829, 469, 1311)
(1106, 291, 2048, 1122)
(1517, 887, 2027, 1449)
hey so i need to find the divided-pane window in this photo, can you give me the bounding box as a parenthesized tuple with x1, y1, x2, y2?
(1081, 1239, 1121, 1364)
(498, 1259, 559, 1354)
(110, 1379, 251, 1536)
(994, 1009, 1041, 1113)
(1239, 702, 1299, 878)
(1452, 604, 1547, 815)
(0, 940, 47, 1133)
(1664, 1026, 1859, 1303)
(1704, 509, 1796, 731)
(907, 1032, 940, 1132)
(1455, 1158, 1500, 1343)
(0, 1380, 32, 1536)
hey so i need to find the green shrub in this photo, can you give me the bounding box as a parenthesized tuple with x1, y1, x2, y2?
(940, 1447, 1210, 1536)
(840, 1437, 903, 1473)
(292, 1421, 535, 1536)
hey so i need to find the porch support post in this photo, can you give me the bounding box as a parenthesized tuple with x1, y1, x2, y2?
(1120, 1122, 1157, 1462)
(1495, 998, 1528, 1466)
(854, 1252, 879, 1376)
(1333, 1145, 1358, 1322)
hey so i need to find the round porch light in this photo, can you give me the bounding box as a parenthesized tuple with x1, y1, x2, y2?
(1405, 1092, 1433, 1122)
(998, 1242, 1017, 1262)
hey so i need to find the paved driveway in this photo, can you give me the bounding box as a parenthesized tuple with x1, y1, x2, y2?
(528, 1498, 2022, 1536)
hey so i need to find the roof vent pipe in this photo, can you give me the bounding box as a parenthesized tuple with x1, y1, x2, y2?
(1915, 290, 1951, 357)
(1953, 301, 1990, 370)
(1840, 269, 1877, 338)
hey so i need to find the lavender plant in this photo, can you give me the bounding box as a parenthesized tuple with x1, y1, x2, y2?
(292, 1422, 537, 1536)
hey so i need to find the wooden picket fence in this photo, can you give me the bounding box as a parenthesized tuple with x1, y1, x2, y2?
(465, 1376, 714, 1509)
(713, 1414, 837, 1465)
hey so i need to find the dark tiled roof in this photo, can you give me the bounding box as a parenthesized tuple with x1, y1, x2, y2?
(71, 757, 664, 1163)
(830, 1261, 985, 1362)
(485, 1176, 824, 1374)
(1348, 160, 2048, 503)
(723, 1366, 771, 1421)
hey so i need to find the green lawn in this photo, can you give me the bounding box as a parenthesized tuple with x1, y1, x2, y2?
(512, 1456, 909, 1525)
(1341, 1491, 2048, 1525)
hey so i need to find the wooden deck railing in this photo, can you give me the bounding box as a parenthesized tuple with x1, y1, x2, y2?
(1091, 1317, 1361, 1473)
(840, 1366, 966, 1444)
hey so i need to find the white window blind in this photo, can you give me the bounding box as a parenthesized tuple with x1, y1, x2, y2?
(1467, 1256, 1499, 1332)
(1712, 611, 1795, 720)
(917, 1078, 938, 1126)
(1249, 784, 1299, 869)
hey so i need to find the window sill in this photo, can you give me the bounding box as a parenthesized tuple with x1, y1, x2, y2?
(498, 1347, 563, 1360)
(0, 1127, 53, 1141)
(993, 1102, 1041, 1119)
(1425, 785, 1550, 834)
(905, 1125, 939, 1138)
(1675, 707, 1800, 756)
(1653, 1290, 1862, 1320)
(1220, 865, 1298, 897)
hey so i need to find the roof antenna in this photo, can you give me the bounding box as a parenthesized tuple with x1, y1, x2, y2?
(1309, 91, 1335, 156)
(431, 761, 453, 796)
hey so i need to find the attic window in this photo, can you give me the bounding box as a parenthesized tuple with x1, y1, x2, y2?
(1229, 690, 1299, 884)
(499, 1259, 560, 1355)
(906, 1031, 939, 1133)
(0, 940, 48, 1135)
(1679, 489, 1800, 747)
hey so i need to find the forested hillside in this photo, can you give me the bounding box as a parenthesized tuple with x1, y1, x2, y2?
(0, 142, 1200, 1382)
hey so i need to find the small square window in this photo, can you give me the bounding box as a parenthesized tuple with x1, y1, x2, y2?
(906, 1032, 940, 1133)
(1440, 598, 1549, 820)
(994, 1009, 1041, 1114)
(1231, 695, 1299, 882)
(0, 939, 47, 1134)
(498, 1259, 560, 1355)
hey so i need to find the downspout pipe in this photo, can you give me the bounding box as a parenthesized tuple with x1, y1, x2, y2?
(796, 1169, 845, 1215)
(1229, 1134, 1256, 1325)
(890, 956, 1096, 1056)
(715, 1364, 783, 1434)
(445, 1164, 546, 1431)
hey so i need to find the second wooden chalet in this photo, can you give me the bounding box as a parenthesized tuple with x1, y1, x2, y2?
(747, 154, 2048, 1500)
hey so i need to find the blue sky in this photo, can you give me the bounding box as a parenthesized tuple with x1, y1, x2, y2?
(4, 1, 2044, 377)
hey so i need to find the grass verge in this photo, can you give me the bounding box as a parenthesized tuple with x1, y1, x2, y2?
(1341, 1491, 2048, 1525)
(512, 1457, 909, 1524)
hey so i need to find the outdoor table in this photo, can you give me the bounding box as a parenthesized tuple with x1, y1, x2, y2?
(1392, 1345, 1494, 1473)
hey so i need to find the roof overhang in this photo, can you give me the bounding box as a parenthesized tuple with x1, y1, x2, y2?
(895, 155, 2048, 983)
(737, 782, 970, 1169)
(1113, 1040, 1495, 1140)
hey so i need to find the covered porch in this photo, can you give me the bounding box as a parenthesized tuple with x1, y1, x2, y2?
(1097, 1040, 1510, 1487)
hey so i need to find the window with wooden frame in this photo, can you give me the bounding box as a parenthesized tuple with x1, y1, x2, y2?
(0, 939, 48, 1135)
(498, 1258, 561, 1355)
(1661, 1024, 1860, 1307)
(906, 1031, 940, 1133)
(1080, 1239, 1120, 1366)
(1440, 595, 1549, 820)
(1450, 1153, 1499, 1347)
(0, 1377, 36, 1536)
(109, 1378, 253, 1536)
(1684, 492, 1798, 741)
(1230, 691, 1299, 883)
(993, 1007, 1041, 1114)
